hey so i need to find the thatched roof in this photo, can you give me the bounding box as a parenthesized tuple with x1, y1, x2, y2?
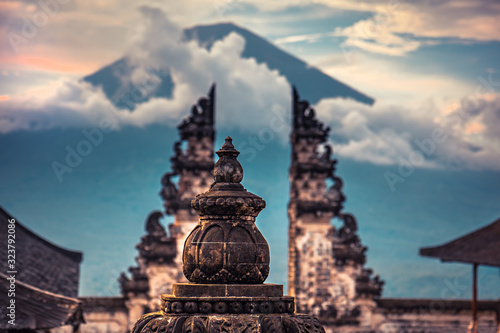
(419, 218, 500, 267)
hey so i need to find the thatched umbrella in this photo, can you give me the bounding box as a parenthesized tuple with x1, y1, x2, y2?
(420, 218, 500, 333)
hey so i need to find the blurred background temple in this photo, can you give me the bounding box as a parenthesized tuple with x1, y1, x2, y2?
(1, 85, 498, 333)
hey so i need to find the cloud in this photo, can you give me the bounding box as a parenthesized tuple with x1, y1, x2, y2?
(0, 79, 113, 133)
(315, 52, 473, 106)
(237, 0, 500, 46)
(274, 31, 334, 45)
(0, 7, 290, 133)
(314, 92, 500, 171)
(330, 0, 500, 56)
(3, 0, 498, 78)
(2, 4, 498, 172)
(334, 18, 423, 56)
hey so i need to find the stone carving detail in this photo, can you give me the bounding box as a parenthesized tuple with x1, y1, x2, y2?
(131, 135, 326, 333)
(133, 315, 325, 333)
(162, 298, 294, 315)
(160, 84, 215, 216)
(282, 315, 325, 333)
(146, 211, 168, 236)
(119, 267, 149, 295)
(182, 316, 207, 333)
(183, 137, 270, 284)
(136, 211, 177, 265)
(120, 86, 216, 319)
(178, 84, 215, 141)
(131, 312, 163, 333)
(332, 213, 367, 266)
(292, 87, 329, 141)
(160, 173, 179, 215)
(209, 316, 259, 333)
(260, 315, 284, 333)
(288, 87, 383, 324)
(355, 268, 384, 298)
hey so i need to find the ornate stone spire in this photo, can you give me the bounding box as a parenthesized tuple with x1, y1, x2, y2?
(288, 88, 383, 324)
(178, 83, 215, 140)
(292, 86, 329, 142)
(184, 136, 270, 284)
(131, 137, 326, 333)
(160, 84, 215, 216)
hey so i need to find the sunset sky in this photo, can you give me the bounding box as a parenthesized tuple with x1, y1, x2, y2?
(1, 0, 500, 299)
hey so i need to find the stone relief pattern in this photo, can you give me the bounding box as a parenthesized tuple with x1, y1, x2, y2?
(289, 89, 384, 324)
(185, 266, 268, 285)
(161, 85, 215, 216)
(282, 315, 325, 333)
(119, 211, 182, 301)
(209, 316, 260, 333)
(259, 315, 285, 333)
(295, 231, 355, 319)
(121, 87, 216, 308)
(131, 312, 164, 333)
(134, 314, 326, 333)
(162, 299, 294, 315)
(130, 310, 499, 333)
(182, 316, 207, 333)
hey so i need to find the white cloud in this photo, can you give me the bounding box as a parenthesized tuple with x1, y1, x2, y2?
(235, 0, 500, 48)
(2, 4, 499, 172)
(314, 53, 472, 106)
(0, 7, 290, 134)
(330, 0, 500, 56)
(314, 93, 500, 171)
(3, 0, 498, 80)
(333, 17, 422, 56)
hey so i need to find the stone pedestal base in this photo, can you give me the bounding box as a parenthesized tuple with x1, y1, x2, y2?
(163, 284, 293, 315)
(131, 283, 326, 333)
(132, 313, 325, 333)
(173, 283, 284, 297)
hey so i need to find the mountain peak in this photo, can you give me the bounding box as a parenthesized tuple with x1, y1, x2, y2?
(84, 22, 374, 110)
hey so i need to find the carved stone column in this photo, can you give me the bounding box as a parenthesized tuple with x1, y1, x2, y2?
(288, 88, 383, 327)
(131, 137, 327, 333)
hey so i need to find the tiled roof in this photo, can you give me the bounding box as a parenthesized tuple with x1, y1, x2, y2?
(0, 206, 82, 297)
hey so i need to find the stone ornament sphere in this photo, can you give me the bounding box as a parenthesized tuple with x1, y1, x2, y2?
(183, 137, 270, 284)
(213, 149, 243, 183)
(183, 220, 270, 284)
(213, 135, 243, 183)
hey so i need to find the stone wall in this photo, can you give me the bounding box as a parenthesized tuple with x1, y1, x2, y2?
(370, 299, 499, 333)
(73, 296, 498, 333)
(320, 299, 499, 333)
(76, 297, 129, 333)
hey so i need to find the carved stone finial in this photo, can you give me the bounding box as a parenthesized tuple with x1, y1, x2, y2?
(132, 113, 326, 333)
(191, 136, 266, 219)
(183, 137, 270, 284)
(213, 136, 243, 183)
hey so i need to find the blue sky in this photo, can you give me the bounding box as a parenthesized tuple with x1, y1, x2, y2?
(1, 0, 500, 299)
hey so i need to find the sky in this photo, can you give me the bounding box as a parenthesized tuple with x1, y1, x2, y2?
(1, 0, 500, 300)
